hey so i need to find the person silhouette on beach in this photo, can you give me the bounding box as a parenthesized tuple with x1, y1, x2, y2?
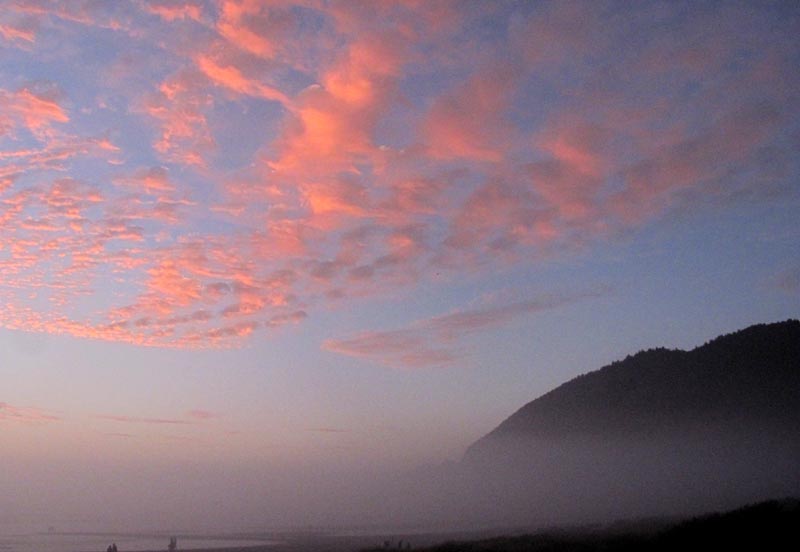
(168, 536, 177, 551)
(112, 543, 118, 552)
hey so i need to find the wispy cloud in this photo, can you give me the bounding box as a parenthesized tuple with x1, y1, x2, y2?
(144, 1, 204, 23)
(102, 432, 136, 438)
(772, 267, 800, 294)
(0, 402, 61, 424)
(323, 289, 609, 368)
(97, 415, 194, 425)
(0, 87, 68, 137)
(187, 409, 218, 420)
(96, 408, 221, 426)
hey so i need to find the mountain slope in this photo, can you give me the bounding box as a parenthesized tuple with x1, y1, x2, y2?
(466, 319, 800, 460)
(355, 321, 799, 529)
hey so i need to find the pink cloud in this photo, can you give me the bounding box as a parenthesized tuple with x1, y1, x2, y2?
(323, 289, 608, 368)
(214, 0, 297, 60)
(509, 0, 605, 67)
(0, 402, 61, 424)
(145, 1, 204, 22)
(140, 70, 214, 166)
(0, 88, 68, 137)
(423, 63, 518, 162)
(609, 101, 786, 224)
(323, 328, 456, 369)
(264, 31, 409, 220)
(103, 432, 135, 438)
(772, 267, 800, 295)
(0, 21, 36, 44)
(187, 409, 218, 420)
(196, 54, 290, 105)
(266, 310, 307, 328)
(97, 415, 194, 425)
(116, 166, 175, 195)
(0, 1, 796, 352)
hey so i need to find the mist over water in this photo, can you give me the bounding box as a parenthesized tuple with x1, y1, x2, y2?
(5, 323, 798, 544)
(0, 530, 273, 552)
(8, 429, 796, 542)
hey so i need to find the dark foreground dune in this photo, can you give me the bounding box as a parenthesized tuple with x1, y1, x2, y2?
(358, 499, 800, 552)
(125, 498, 800, 552)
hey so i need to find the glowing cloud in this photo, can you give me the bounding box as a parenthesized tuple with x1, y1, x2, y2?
(0, 402, 60, 424)
(0, 2, 797, 350)
(323, 290, 609, 368)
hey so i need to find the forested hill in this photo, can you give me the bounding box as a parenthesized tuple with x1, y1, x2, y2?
(466, 319, 800, 458)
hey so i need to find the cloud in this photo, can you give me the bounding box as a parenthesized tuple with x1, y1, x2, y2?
(0, 21, 37, 44)
(324, 327, 444, 367)
(423, 63, 518, 162)
(323, 289, 609, 368)
(187, 409, 218, 420)
(140, 70, 214, 166)
(773, 267, 800, 294)
(214, 0, 297, 60)
(0, 402, 61, 424)
(144, 1, 204, 22)
(196, 54, 290, 105)
(0, 2, 797, 350)
(266, 310, 307, 328)
(0, 88, 68, 137)
(97, 415, 194, 425)
(117, 166, 175, 194)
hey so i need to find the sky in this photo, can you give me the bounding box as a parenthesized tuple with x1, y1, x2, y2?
(1, 0, 799, 532)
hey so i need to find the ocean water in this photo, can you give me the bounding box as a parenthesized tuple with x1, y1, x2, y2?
(0, 528, 273, 552)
